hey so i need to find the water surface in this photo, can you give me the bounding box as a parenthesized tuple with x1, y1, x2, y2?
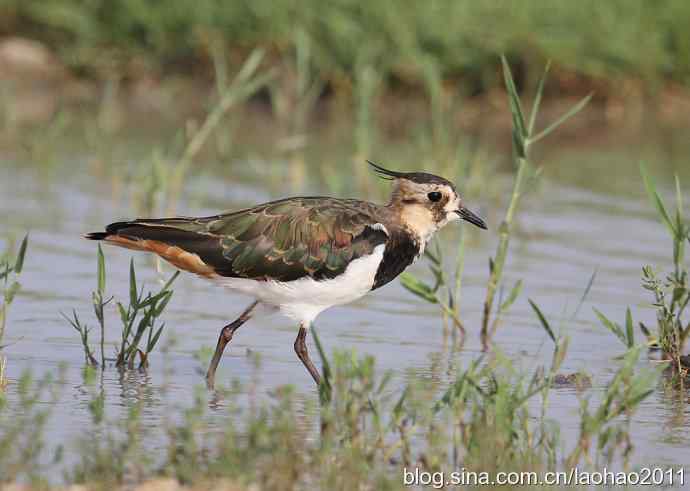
(1, 131, 689, 479)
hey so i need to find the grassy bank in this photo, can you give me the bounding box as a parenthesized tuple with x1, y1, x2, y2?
(2, 0, 690, 96)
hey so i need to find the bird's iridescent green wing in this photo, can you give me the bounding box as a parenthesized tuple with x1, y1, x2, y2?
(206, 197, 388, 281)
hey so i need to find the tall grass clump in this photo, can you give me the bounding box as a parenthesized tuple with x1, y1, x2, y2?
(0, 234, 28, 391)
(597, 165, 689, 376)
(62, 245, 108, 366)
(480, 58, 591, 351)
(114, 261, 178, 369)
(639, 164, 689, 373)
(63, 248, 178, 370)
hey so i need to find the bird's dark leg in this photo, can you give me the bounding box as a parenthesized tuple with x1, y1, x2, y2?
(206, 300, 259, 389)
(294, 325, 321, 386)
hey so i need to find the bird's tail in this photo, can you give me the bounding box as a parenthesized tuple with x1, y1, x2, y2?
(83, 219, 222, 276)
(83, 221, 141, 243)
(83, 221, 158, 252)
(84, 232, 109, 240)
(84, 218, 198, 243)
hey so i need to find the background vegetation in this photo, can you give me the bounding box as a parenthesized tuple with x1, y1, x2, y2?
(2, 0, 690, 96)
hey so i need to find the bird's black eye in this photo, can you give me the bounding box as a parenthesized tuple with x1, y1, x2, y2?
(427, 191, 442, 202)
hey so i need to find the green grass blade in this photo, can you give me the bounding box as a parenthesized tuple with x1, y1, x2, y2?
(572, 269, 597, 320)
(640, 162, 675, 236)
(501, 56, 527, 140)
(674, 175, 686, 263)
(511, 129, 526, 160)
(139, 289, 171, 309)
(593, 308, 626, 346)
(97, 245, 106, 295)
(528, 299, 556, 343)
(153, 291, 173, 317)
(393, 385, 408, 418)
(675, 174, 683, 218)
(149, 325, 165, 351)
(117, 302, 128, 325)
(129, 260, 137, 307)
(60, 310, 80, 331)
(499, 279, 523, 312)
(625, 308, 634, 348)
(529, 93, 592, 144)
(13, 234, 29, 274)
(639, 321, 652, 340)
(5, 282, 20, 304)
(399, 272, 438, 304)
(528, 61, 551, 135)
(435, 372, 468, 412)
(162, 271, 180, 292)
(616, 389, 654, 417)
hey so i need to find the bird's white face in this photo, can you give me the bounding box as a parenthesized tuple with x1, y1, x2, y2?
(393, 178, 486, 245)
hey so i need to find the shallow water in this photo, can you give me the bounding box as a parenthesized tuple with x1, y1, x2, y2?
(1, 131, 689, 480)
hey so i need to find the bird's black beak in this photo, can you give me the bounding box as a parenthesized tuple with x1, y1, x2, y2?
(456, 207, 487, 230)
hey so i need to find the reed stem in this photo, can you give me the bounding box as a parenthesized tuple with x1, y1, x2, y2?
(480, 58, 590, 351)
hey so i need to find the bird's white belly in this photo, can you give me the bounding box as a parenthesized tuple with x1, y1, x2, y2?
(213, 244, 385, 326)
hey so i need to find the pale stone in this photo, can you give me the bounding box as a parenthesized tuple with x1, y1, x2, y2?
(132, 478, 181, 491)
(64, 485, 90, 491)
(1, 483, 31, 491)
(0, 37, 64, 80)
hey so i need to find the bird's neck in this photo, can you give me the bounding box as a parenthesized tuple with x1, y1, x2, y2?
(384, 201, 438, 253)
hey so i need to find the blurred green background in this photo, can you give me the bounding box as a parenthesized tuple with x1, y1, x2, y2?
(3, 0, 690, 90)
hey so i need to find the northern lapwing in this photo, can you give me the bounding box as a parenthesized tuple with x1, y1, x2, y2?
(85, 161, 487, 388)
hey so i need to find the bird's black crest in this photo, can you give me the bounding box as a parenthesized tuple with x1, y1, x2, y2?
(367, 160, 404, 180)
(367, 160, 455, 189)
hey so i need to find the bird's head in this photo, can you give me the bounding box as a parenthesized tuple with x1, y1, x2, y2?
(369, 160, 487, 242)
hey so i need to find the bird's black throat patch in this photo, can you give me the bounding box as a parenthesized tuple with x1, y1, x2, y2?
(372, 232, 421, 290)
